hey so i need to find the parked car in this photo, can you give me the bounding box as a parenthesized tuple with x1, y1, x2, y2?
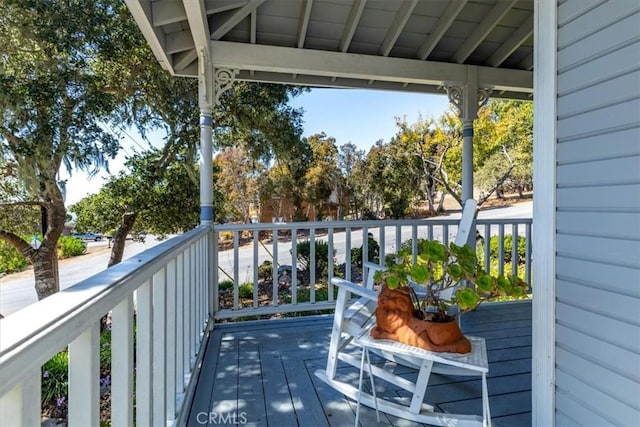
(72, 232, 104, 241)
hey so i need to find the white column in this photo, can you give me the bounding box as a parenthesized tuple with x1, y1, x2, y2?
(461, 67, 479, 203)
(199, 106, 214, 225)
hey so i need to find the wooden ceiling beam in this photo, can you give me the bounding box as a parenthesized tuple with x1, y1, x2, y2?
(211, 0, 266, 40)
(417, 0, 467, 60)
(452, 0, 518, 63)
(379, 0, 419, 56)
(339, 0, 366, 52)
(488, 15, 534, 67)
(297, 0, 313, 48)
(212, 40, 532, 91)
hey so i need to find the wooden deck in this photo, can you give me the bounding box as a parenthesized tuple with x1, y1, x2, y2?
(186, 300, 532, 426)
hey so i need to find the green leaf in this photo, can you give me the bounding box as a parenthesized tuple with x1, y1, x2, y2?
(475, 274, 494, 292)
(456, 288, 479, 311)
(411, 264, 430, 283)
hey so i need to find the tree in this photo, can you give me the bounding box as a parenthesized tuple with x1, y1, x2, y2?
(338, 142, 365, 219)
(303, 133, 341, 220)
(0, 0, 128, 299)
(71, 149, 219, 266)
(215, 147, 263, 223)
(473, 100, 533, 201)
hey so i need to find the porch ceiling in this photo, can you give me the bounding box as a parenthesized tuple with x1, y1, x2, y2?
(126, 0, 534, 99)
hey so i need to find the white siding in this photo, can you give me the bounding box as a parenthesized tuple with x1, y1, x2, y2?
(555, 0, 640, 425)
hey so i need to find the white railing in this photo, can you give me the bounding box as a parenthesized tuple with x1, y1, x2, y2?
(0, 217, 532, 426)
(0, 226, 212, 426)
(213, 217, 533, 319)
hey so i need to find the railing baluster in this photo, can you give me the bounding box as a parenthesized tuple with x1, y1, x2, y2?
(68, 321, 100, 426)
(0, 370, 41, 426)
(378, 226, 385, 263)
(310, 228, 316, 302)
(327, 227, 334, 301)
(233, 232, 239, 310)
(498, 224, 505, 276)
(443, 224, 449, 246)
(345, 227, 352, 281)
(212, 230, 220, 313)
(253, 230, 259, 308)
(112, 295, 134, 427)
(136, 279, 154, 426)
(189, 245, 197, 366)
(165, 259, 177, 421)
(512, 224, 519, 277)
(176, 253, 185, 394)
(153, 270, 167, 424)
(362, 226, 369, 266)
(411, 225, 418, 264)
(292, 228, 299, 304)
(484, 224, 491, 273)
(272, 228, 279, 306)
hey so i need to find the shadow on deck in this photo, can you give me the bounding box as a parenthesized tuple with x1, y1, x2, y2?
(187, 300, 532, 426)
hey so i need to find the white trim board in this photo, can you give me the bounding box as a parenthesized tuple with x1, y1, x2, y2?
(532, 0, 558, 425)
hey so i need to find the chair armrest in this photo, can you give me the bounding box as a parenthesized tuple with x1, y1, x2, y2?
(331, 277, 378, 302)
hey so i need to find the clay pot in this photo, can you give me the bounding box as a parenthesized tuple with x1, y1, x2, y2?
(371, 285, 471, 354)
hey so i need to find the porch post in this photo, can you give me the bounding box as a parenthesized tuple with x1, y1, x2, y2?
(445, 67, 492, 205)
(198, 58, 214, 225)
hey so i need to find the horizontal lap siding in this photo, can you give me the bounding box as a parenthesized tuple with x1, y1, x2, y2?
(556, 0, 640, 425)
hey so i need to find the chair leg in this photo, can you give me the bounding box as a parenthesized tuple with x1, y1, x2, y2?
(355, 347, 366, 427)
(364, 348, 380, 422)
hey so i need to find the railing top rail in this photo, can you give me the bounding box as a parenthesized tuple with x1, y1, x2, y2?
(214, 217, 532, 231)
(0, 226, 210, 396)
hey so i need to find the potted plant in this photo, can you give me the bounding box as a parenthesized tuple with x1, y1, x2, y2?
(372, 239, 529, 354)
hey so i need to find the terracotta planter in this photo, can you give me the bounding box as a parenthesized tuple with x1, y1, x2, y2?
(371, 285, 471, 354)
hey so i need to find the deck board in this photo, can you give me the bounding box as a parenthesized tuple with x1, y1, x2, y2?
(186, 301, 532, 426)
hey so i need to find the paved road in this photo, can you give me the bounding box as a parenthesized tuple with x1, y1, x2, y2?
(1, 202, 532, 317)
(0, 237, 165, 317)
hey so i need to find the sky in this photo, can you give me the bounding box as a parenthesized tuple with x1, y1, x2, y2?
(61, 88, 452, 207)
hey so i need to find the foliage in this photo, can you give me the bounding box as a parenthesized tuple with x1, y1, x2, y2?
(377, 240, 529, 321)
(215, 147, 263, 223)
(57, 236, 87, 259)
(219, 280, 234, 291)
(351, 233, 380, 267)
(303, 133, 342, 220)
(238, 282, 254, 299)
(0, 0, 139, 298)
(41, 351, 69, 405)
(0, 240, 29, 274)
(294, 240, 335, 273)
(489, 234, 527, 265)
(258, 261, 273, 282)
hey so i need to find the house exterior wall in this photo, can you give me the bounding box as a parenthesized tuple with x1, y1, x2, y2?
(554, 0, 640, 424)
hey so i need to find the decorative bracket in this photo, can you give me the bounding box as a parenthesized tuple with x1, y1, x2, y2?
(444, 84, 494, 119)
(214, 67, 239, 106)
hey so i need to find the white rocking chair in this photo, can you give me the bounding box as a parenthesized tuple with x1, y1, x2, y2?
(314, 199, 491, 426)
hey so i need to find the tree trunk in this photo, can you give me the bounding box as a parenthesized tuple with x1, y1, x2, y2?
(108, 211, 138, 267)
(32, 244, 60, 299)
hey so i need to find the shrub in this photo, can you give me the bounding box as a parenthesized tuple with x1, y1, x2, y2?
(0, 240, 29, 274)
(57, 236, 87, 259)
(238, 282, 254, 299)
(295, 240, 334, 270)
(258, 260, 273, 282)
(219, 280, 234, 291)
(488, 235, 527, 264)
(351, 233, 380, 267)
